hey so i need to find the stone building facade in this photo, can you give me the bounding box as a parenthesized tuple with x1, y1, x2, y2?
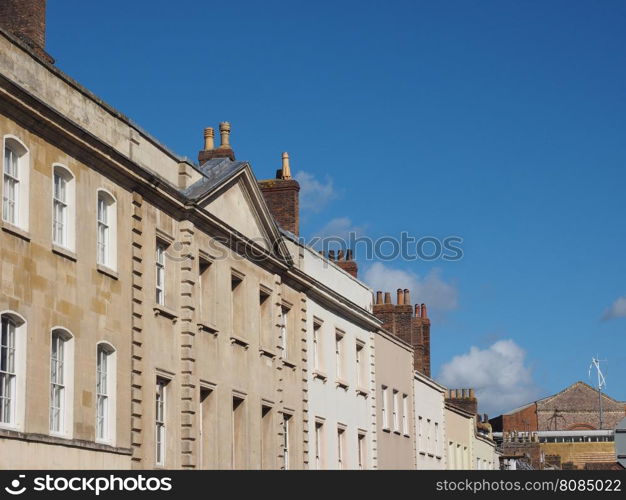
(0, 1, 399, 470)
(0, 6, 313, 469)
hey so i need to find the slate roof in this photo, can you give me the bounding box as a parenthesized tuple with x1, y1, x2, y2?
(183, 158, 249, 201)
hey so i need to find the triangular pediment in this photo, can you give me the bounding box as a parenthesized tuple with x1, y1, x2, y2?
(204, 178, 270, 250)
(191, 162, 292, 264)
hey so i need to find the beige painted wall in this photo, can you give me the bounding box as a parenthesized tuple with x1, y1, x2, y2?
(375, 330, 415, 469)
(445, 406, 472, 470)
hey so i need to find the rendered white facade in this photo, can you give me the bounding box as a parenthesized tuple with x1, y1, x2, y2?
(298, 243, 378, 469)
(414, 371, 447, 469)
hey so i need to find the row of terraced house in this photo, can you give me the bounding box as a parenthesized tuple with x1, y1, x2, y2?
(0, 0, 499, 469)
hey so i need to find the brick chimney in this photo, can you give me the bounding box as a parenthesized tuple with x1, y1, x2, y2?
(258, 152, 300, 235)
(373, 288, 431, 376)
(325, 249, 358, 278)
(198, 122, 235, 163)
(445, 388, 478, 416)
(0, 0, 54, 64)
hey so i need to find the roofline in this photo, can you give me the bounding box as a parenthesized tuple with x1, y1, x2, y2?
(415, 370, 447, 393)
(445, 401, 474, 419)
(0, 27, 195, 168)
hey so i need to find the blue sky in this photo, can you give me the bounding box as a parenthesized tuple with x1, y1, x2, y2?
(47, 0, 626, 415)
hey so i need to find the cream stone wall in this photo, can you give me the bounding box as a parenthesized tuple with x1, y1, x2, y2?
(0, 112, 133, 469)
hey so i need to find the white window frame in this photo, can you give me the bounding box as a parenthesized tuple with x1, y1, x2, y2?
(335, 331, 344, 380)
(312, 322, 320, 371)
(2, 136, 29, 230)
(381, 385, 389, 429)
(356, 341, 365, 387)
(314, 420, 324, 470)
(392, 389, 399, 431)
(337, 426, 345, 470)
(0, 313, 26, 430)
(96, 342, 116, 445)
(357, 432, 366, 470)
(280, 306, 289, 359)
(418, 416, 423, 451)
(155, 377, 168, 466)
(52, 165, 75, 250)
(402, 394, 409, 435)
(155, 242, 166, 305)
(96, 189, 117, 270)
(282, 412, 291, 470)
(49, 328, 74, 437)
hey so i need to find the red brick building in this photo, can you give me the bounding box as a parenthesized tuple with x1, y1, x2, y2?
(490, 381, 626, 432)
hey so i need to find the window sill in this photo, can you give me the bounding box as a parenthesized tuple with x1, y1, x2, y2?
(356, 387, 369, 398)
(230, 335, 250, 349)
(313, 370, 328, 382)
(52, 244, 77, 262)
(259, 346, 277, 358)
(198, 322, 218, 335)
(153, 304, 178, 321)
(281, 358, 297, 369)
(97, 264, 118, 280)
(1, 222, 30, 242)
(335, 378, 349, 390)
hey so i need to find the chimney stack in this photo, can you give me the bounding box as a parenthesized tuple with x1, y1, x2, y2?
(258, 152, 300, 235)
(0, 0, 54, 64)
(198, 123, 235, 163)
(445, 387, 478, 416)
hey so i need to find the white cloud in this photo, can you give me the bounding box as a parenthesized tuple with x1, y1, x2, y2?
(294, 171, 337, 213)
(312, 217, 366, 242)
(602, 296, 626, 320)
(363, 262, 458, 311)
(438, 340, 539, 416)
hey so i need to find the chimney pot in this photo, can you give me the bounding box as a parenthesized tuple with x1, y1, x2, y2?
(415, 304, 421, 317)
(218, 122, 231, 149)
(421, 303, 427, 319)
(397, 289, 404, 305)
(203, 127, 215, 150)
(280, 152, 292, 180)
(404, 289, 410, 306)
(469, 389, 475, 399)
(328, 250, 336, 260)
(384, 292, 392, 304)
(337, 250, 344, 260)
(346, 249, 353, 260)
(376, 291, 383, 305)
